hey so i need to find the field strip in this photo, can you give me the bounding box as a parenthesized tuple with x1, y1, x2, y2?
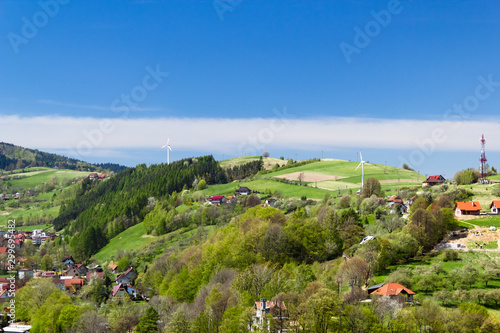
(274, 172, 345, 182)
(379, 178, 421, 183)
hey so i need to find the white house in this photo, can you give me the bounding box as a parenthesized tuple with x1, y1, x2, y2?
(490, 201, 500, 215)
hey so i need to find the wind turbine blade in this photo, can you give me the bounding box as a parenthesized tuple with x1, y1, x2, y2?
(359, 152, 363, 162)
(355, 162, 362, 171)
(167, 138, 170, 145)
(161, 144, 167, 149)
(168, 146, 173, 151)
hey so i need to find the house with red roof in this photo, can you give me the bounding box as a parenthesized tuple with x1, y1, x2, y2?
(209, 195, 226, 205)
(422, 175, 446, 187)
(251, 298, 288, 332)
(116, 267, 137, 285)
(369, 282, 415, 302)
(455, 201, 482, 216)
(490, 201, 500, 215)
(112, 283, 137, 299)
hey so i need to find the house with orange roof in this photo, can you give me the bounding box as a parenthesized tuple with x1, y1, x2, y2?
(369, 282, 415, 302)
(64, 278, 84, 292)
(455, 201, 482, 216)
(490, 201, 500, 215)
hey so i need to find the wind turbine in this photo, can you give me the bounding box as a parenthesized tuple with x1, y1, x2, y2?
(161, 138, 173, 165)
(355, 151, 370, 189)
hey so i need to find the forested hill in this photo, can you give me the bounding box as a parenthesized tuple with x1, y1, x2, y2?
(0, 142, 127, 172)
(56, 155, 227, 260)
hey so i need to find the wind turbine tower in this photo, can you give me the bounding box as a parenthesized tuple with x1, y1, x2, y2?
(355, 151, 369, 189)
(161, 138, 173, 165)
(480, 134, 487, 183)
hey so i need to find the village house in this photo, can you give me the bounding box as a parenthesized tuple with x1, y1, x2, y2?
(65, 278, 84, 293)
(235, 186, 252, 196)
(108, 264, 118, 274)
(209, 195, 226, 205)
(455, 201, 482, 216)
(422, 175, 446, 187)
(87, 271, 105, 281)
(369, 282, 415, 302)
(61, 256, 75, 267)
(65, 264, 88, 278)
(18, 269, 33, 280)
(112, 283, 137, 299)
(116, 267, 137, 285)
(490, 201, 500, 215)
(387, 195, 407, 214)
(264, 198, 277, 207)
(251, 298, 288, 332)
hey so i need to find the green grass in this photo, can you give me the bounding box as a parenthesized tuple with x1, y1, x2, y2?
(0, 204, 59, 226)
(264, 160, 422, 181)
(2, 169, 90, 189)
(0, 223, 53, 232)
(467, 215, 500, 228)
(204, 179, 332, 200)
(93, 223, 152, 262)
(93, 222, 217, 262)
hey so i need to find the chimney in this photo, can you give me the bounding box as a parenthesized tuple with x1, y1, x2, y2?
(472, 202, 475, 206)
(260, 298, 266, 311)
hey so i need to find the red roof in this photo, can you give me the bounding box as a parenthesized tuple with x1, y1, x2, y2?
(456, 201, 482, 212)
(116, 267, 134, 280)
(370, 282, 415, 296)
(211, 196, 224, 200)
(490, 201, 500, 209)
(254, 300, 287, 311)
(429, 175, 444, 180)
(0, 247, 7, 254)
(388, 195, 403, 203)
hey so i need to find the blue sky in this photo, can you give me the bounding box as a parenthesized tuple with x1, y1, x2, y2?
(1, 0, 500, 176)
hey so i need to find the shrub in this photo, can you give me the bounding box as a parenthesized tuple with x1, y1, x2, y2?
(443, 249, 459, 262)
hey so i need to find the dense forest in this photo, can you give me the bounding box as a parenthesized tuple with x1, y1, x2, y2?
(0, 142, 126, 172)
(55, 155, 227, 260)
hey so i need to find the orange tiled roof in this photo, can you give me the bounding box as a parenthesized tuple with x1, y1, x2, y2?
(456, 201, 482, 211)
(370, 282, 415, 296)
(490, 201, 500, 209)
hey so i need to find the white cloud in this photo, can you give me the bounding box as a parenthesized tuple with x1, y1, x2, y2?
(1, 115, 498, 160)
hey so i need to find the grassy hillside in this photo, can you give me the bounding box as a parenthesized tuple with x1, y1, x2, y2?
(264, 159, 423, 183)
(1, 168, 91, 189)
(0, 168, 93, 227)
(93, 222, 216, 262)
(202, 179, 333, 200)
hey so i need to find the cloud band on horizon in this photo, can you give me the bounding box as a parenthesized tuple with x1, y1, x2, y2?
(1, 115, 498, 159)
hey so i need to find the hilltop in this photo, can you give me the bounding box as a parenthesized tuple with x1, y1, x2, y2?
(205, 157, 424, 199)
(219, 155, 288, 170)
(0, 142, 127, 172)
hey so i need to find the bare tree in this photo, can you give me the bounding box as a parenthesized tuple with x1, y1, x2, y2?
(298, 172, 304, 185)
